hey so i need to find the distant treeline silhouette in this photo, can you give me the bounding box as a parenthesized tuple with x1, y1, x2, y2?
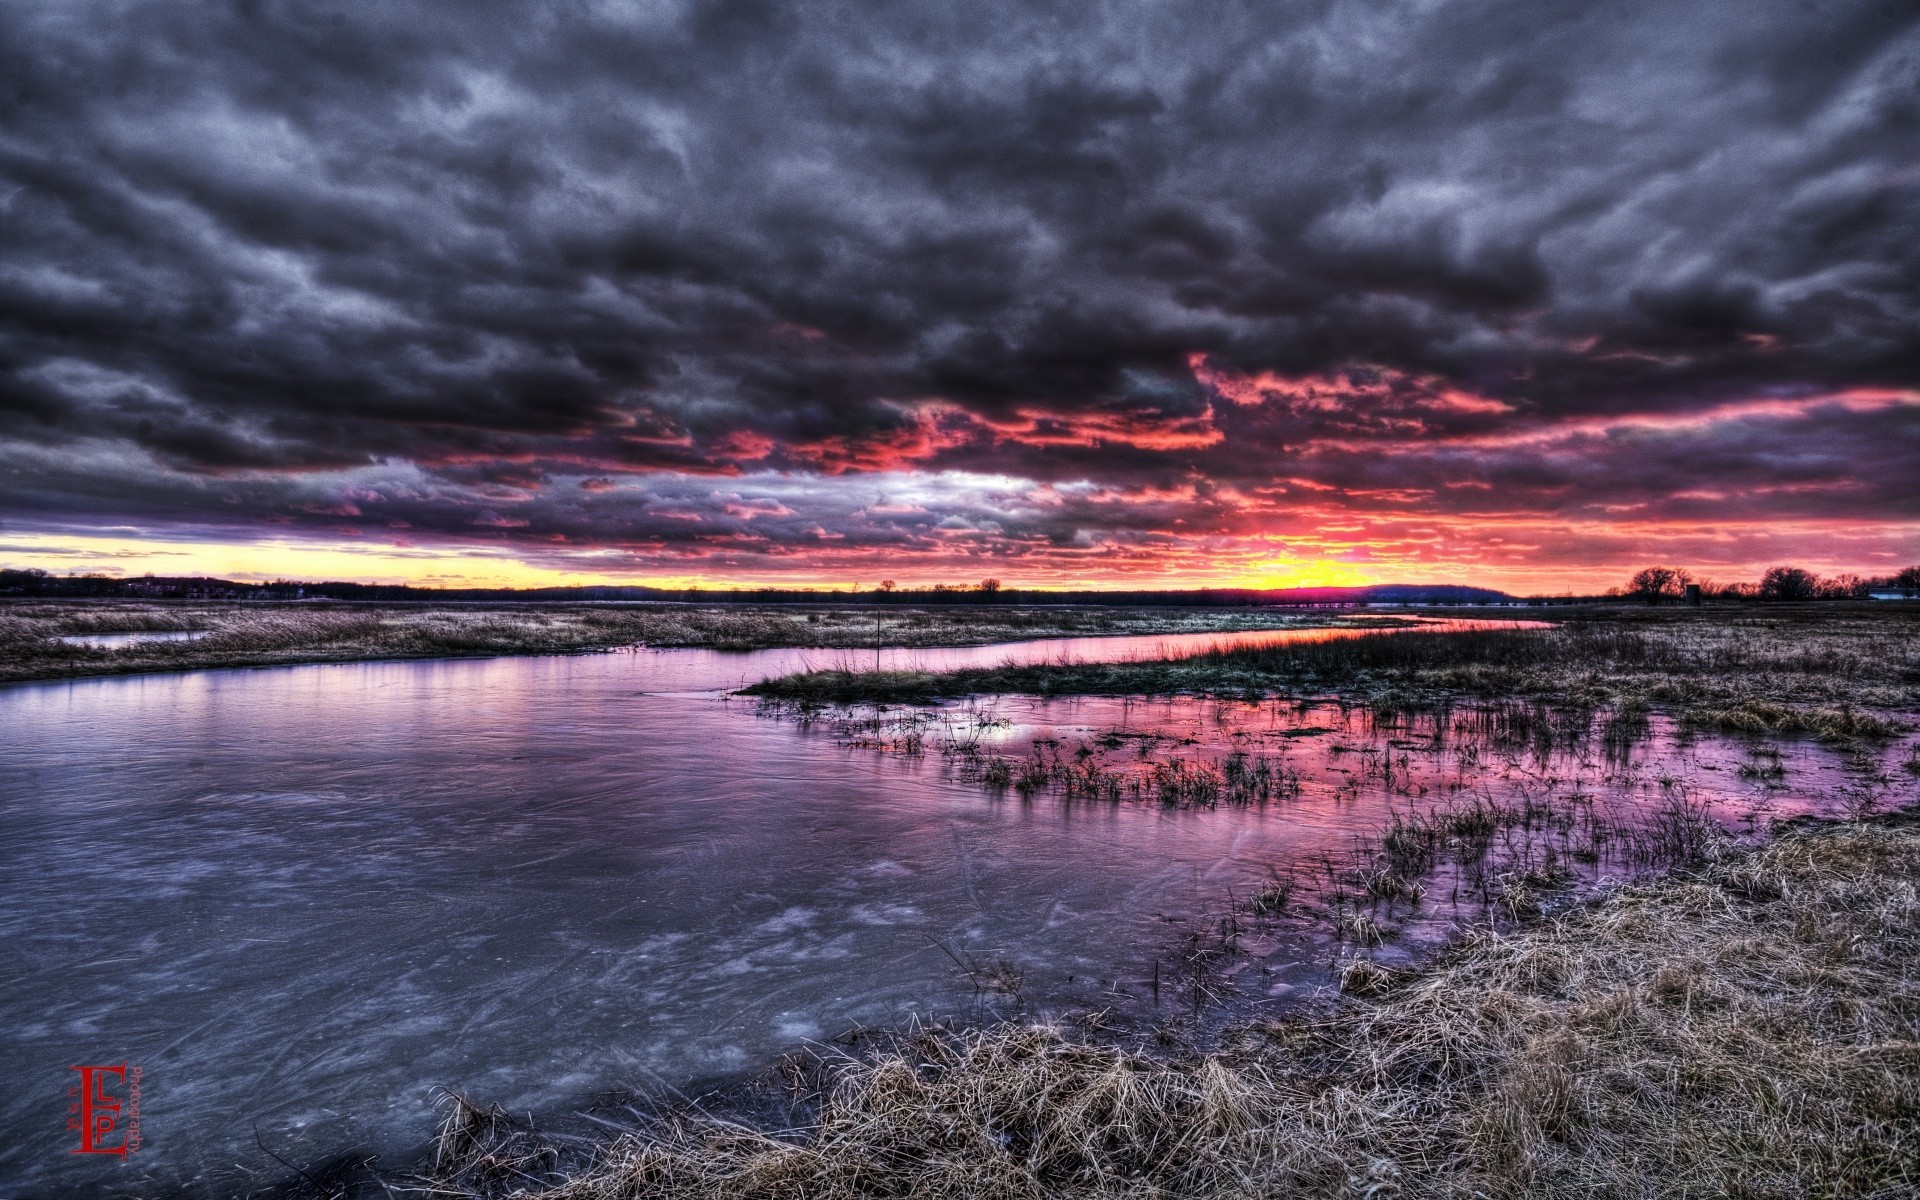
(1614, 564, 1920, 603)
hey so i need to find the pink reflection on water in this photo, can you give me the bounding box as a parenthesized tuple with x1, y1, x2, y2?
(792, 688, 1918, 990)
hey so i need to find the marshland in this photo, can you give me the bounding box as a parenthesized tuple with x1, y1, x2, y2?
(3, 605, 1916, 1197)
(0, 599, 1372, 684)
(745, 604, 1920, 737)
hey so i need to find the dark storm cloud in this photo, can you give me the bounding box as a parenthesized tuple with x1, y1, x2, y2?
(1, 0, 1918, 565)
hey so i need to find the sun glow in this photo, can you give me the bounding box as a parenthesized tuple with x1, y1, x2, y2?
(0, 530, 705, 591)
(1233, 559, 1375, 591)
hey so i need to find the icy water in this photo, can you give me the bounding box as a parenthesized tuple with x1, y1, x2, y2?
(54, 630, 208, 648)
(1, 621, 1911, 1196)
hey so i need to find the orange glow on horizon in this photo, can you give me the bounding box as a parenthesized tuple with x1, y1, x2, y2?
(7, 524, 1915, 597)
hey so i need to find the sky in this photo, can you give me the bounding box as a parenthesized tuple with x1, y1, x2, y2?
(2, 0, 1918, 593)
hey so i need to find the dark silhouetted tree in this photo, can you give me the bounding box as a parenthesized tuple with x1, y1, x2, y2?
(1758, 566, 1818, 601)
(1823, 573, 1869, 599)
(1627, 566, 1691, 604)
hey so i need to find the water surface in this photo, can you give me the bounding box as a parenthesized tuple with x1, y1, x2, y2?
(1, 620, 1906, 1196)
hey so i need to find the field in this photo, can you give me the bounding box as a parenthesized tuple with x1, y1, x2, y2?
(746, 605, 1920, 738)
(0, 601, 1351, 685)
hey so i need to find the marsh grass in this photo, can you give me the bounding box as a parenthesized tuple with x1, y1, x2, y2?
(748, 609, 1920, 740)
(421, 815, 1920, 1199)
(1293, 783, 1729, 956)
(984, 745, 1301, 808)
(1682, 699, 1900, 740)
(0, 601, 1335, 684)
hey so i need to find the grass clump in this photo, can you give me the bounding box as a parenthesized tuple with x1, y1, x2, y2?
(1683, 700, 1900, 741)
(429, 816, 1920, 1199)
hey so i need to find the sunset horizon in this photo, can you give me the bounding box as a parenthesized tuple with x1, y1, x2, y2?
(9, 523, 1918, 596)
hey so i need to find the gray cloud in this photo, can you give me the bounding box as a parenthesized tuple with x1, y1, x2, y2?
(1, 0, 1917, 570)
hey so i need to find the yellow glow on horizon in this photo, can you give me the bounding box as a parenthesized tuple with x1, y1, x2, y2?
(0, 531, 710, 590)
(3, 530, 1405, 591)
(1235, 559, 1375, 591)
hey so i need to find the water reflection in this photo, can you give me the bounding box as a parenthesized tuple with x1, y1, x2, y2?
(0, 625, 1905, 1196)
(801, 692, 1911, 979)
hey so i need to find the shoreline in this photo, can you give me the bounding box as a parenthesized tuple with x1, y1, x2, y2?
(0, 601, 1390, 687)
(393, 805, 1919, 1198)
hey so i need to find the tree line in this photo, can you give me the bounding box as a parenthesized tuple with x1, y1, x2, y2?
(1616, 564, 1920, 604)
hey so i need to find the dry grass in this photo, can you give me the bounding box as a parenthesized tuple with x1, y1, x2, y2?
(426, 815, 1920, 1199)
(747, 608, 1920, 739)
(0, 601, 1333, 684)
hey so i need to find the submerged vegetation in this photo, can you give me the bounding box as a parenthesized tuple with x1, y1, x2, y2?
(746, 607, 1920, 738)
(0, 601, 1344, 684)
(424, 814, 1920, 1199)
(768, 690, 1913, 970)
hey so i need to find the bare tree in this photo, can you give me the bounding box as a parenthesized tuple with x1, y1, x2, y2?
(1626, 566, 1691, 604)
(1823, 573, 1869, 600)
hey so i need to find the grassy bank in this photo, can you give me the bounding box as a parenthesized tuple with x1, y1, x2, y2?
(745, 607, 1920, 737)
(0, 601, 1347, 685)
(427, 814, 1920, 1199)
